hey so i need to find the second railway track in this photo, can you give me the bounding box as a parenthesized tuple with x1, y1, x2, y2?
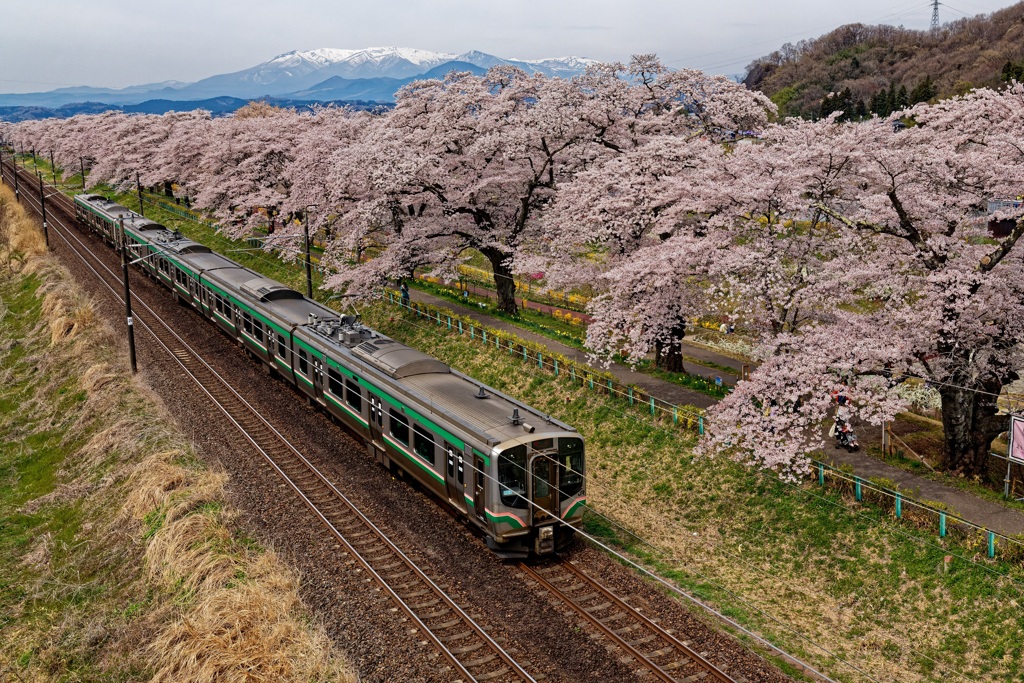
(521, 560, 739, 682)
(4, 161, 763, 683)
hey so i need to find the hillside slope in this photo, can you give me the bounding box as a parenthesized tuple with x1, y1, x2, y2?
(744, 1, 1024, 118)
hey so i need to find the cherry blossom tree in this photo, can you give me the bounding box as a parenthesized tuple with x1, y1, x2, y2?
(532, 73, 777, 371)
(326, 57, 771, 314)
(705, 88, 1024, 476)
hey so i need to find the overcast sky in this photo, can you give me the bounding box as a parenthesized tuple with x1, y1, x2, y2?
(1, 0, 1017, 93)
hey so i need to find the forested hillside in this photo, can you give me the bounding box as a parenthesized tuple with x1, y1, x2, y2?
(744, 1, 1024, 118)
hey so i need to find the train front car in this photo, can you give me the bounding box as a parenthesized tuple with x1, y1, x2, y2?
(411, 373, 585, 558)
(491, 430, 586, 557)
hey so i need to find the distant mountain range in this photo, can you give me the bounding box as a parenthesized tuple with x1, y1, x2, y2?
(0, 47, 597, 120)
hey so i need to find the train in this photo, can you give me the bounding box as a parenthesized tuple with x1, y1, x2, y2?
(73, 193, 586, 557)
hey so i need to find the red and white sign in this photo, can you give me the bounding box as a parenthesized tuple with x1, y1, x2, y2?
(1010, 416, 1024, 464)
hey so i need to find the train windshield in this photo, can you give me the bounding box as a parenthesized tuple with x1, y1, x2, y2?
(558, 438, 584, 501)
(498, 444, 529, 509)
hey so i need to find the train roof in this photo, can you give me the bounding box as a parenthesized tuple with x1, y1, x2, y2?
(296, 313, 572, 445)
(74, 195, 571, 446)
(75, 194, 168, 235)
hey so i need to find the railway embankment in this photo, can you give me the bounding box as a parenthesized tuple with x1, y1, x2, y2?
(0, 186, 354, 682)
(10, 167, 1024, 681)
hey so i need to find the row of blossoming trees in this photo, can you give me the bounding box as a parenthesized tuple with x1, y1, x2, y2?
(6, 58, 1024, 478)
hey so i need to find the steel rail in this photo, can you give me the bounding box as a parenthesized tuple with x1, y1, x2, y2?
(5, 161, 535, 683)
(520, 560, 739, 683)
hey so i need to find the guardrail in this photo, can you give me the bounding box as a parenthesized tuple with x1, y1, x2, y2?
(386, 291, 709, 432)
(454, 265, 592, 311)
(812, 459, 1024, 560)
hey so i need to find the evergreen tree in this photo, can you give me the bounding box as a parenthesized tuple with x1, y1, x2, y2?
(910, 75, 937, 104)
(896, 85, 909, 111)
(886, 82, 897, 114)
(855, 99, 867, 119)
(1002, 60, 1024, 83)
(870, 89, 886, 116)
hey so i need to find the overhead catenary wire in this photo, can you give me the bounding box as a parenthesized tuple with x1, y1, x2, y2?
(12, 161, 1011, 683)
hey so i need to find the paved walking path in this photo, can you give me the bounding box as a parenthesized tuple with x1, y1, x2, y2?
(460, 282, 743, 384)
(410, 289, 717, 410)
(408, 288, 1024, 537)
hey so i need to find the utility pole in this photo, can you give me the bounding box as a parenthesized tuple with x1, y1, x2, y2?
(13, 156, 19, 201)
(37, 172, 49, 248)
(136, 172, 145, 217)
(931, 0, 940, 33)
(119, 216, 138, 373)
(80, 156, 86, 191)
(303, 205, 317, 299)
(49, 149, 56, 184)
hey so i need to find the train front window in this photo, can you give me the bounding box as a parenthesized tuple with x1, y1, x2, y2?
(558, 438, 585, 500)
(498, 444, 529, 509)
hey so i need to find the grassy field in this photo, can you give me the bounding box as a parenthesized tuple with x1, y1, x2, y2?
(54, 181, 1024, 681)
(0, 187, 353, 682)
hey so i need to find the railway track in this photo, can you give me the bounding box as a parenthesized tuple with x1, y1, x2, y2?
(2, 159, 537, 683)
(521, 560, 739, 683)
(5, 160, 759, 683)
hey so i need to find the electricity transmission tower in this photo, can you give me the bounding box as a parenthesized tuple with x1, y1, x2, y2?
(931, 0, 940, 33)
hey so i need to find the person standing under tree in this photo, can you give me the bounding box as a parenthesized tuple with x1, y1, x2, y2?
(400, 281, 410, 308)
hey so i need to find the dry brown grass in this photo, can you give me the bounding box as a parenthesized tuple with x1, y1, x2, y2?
(1, 182, 355, 682)
(0, 188, 47, 271)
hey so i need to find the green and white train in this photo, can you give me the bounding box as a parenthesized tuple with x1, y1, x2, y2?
(74, 194, 586, 556)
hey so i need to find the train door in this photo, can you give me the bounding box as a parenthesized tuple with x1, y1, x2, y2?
(444, 443, 467, 513)
(312, 357, 324, 401)
(530, 452, 559, 523)
(473, 453, 486, 522)
(368, 394, 385, 445)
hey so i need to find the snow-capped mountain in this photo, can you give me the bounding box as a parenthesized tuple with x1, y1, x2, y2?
(159, 47, 597, 102)
(0, 47, 598, 110)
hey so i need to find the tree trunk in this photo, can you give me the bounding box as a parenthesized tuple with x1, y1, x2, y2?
(482, 247, 518, 316)
(660, 319, 687, 373)
(938, 383, 1007, 476)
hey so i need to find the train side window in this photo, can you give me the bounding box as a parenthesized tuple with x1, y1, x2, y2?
(253, 319, 264, 343)
(389, 409, 409, 446)
(345, 379, 362, 412)
(277, 333, 287, 358)
(327, 367, 344, 396)
(298, 348, 308, 375)
(413, 425, 435, 464)
(242, 311, 253, 335)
